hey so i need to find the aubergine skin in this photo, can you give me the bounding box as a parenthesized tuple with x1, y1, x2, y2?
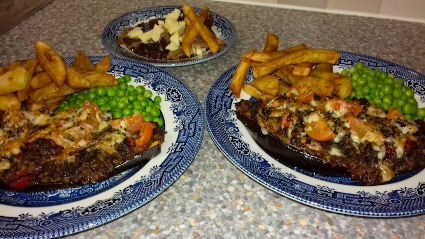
(236, 108, 351, 177)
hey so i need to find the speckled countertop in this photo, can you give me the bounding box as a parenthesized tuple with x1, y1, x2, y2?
(1, 0, 425, 238)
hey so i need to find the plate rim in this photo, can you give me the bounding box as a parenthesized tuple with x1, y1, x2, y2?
(101, 5, 238, 67)
(0, 56, 205, 238)
(205, 50, 425, 218)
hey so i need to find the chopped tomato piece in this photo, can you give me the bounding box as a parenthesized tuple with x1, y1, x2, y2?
(387, 108, 404, 120)
(304, 112, 335, 141)
(124, 114, 144, 133)
(386, 146, 395, 156)
(328, 98, 363, 116)
(287, 84, 314, 104)
(136, 122, 153, 147)
(281, 113, 291, 130)
(405, 138, 416, 155)
(349, 117, 385, 146)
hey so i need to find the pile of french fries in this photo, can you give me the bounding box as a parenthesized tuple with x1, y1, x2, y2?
(230, 33, 352, 100)
(182, 4, 226, 57)
(0, 41, 117, 113)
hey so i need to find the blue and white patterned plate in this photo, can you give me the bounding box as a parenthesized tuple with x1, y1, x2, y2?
(102, 6, 237, 67)
(0, 57, 204, 238)
(205, 51, 425, 217)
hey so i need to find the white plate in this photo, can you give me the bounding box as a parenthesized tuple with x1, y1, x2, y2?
(205, 51, 425, 217)
(102, 6, 237, 67)
(0, 57, 204, 238)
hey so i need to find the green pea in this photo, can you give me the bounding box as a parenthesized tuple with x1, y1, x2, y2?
(127, 85, 135, 92)
(117, 101, 127, 109)
(113, 110, 123, 119)
(107, 88, 116, 97)
(100, 105, 111, 111)
(140, 99, 149, 107)
(367, 80, 377, 89)
(118, 77, 126, 84)
(122, 108, 132, 116)
(341, 70, 348, 76)
(358, 78, 367, 86)
(382, 94, 393, 105)
(153, 118, 164, 127)
(382, 84, 393, 95)
(96, 88, 106, 96)
(396, 98, 405, 107)
(136, 95, 144, 101)
(370, 89, 379, 98)
(154, 96, 162, 104)
(97, 98, 107, 106)
(133, 104, 143, 110)
(393, 88, 403, 99)
(145, 106, 152, 113)
(373, 97, 382, 105)
(381, 102, 391, 111)
(136, 86, 145, 95)
(133, 109, 141, 115)
(119, 83, 128, 90)
(86, 92, 96, 101)
(150, 108, 160, 118)
(348, 66, 356, 75)
(402, 104, 415, 115)
(128, 95, 137, 102)
(416, 108, 425, 118)
(143, 90, 153, 98)
(378, 72, 387, 81)
(116, 89, 125, 97)
(388, 73, 395, 79)
(108, 98, 118, 109)
(362, 87, 370, 95)
(351, 72, 360, 81)
(355, 62, 364, 70)
(123, 75, 131, 83)
(404, 89, 415, 98)
(143, 113, 153, 122)
(406, 97, 418, 107)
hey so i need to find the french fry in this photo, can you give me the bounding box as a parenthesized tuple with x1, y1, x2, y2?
(30, 72, 52, 89)
(277, 65, 335, 97)
(0, 67, 30, 95)
(30, 82, 77, 102)
(229, 50, 255, 98)
(252, 49, 340, 78)
(182, 6, 209, 58)
(247, 44, 308, 63)
(16, 58, 39, 101)
(278, 82, 291, 96)
(273, 69, 292, 85)
(309, 69, 340, 81)
(249, 74, 280, 96)
(45, 96, 66, 111)
(292, 63, 315, 77)
(243, 84, 262, 99)
(83, 71, 118, 88)
(263, 33, 279, 53)
(332, 76, 352, 99)
(5, 62, 22, 71)
(24, 99, 46, 112)
(0, 93, 21, 111)
(314, 63, 333, 72)
(65, 66, 91, 89)
(72, 50, 96, 72)
(183, 4, 221, 54)
(297, 76, 336, 98)
(36, 41, 66, 87)
(95, 56, 111, 73)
